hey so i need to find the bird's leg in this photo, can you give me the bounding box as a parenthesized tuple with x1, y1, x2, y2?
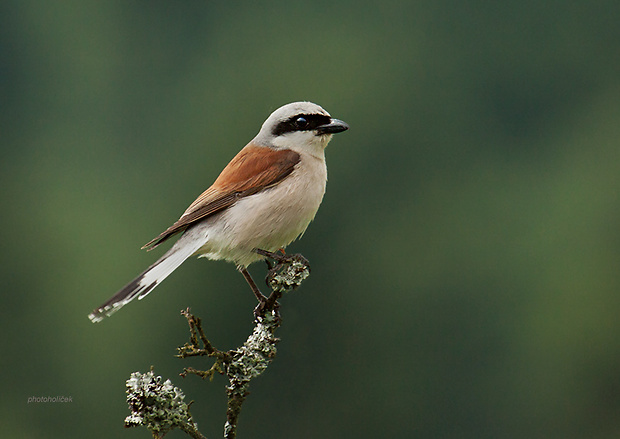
(264, 258, 275, 271)
(238, 266, 269, 316)
(254, 248, 288, 263)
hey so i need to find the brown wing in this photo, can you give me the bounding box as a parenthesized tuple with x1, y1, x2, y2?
(141, 144, 300, 250)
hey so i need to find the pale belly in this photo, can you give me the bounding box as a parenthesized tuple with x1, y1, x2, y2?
(189, 156, 327, 267)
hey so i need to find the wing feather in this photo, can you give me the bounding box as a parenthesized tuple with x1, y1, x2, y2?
(142, 144, 300, 250)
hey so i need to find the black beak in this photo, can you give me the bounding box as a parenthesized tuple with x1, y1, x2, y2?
(316, 118, 349, 135)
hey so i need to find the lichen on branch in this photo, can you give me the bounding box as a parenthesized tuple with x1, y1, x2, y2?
(123, 254, 310, 439)
(124, 369, 204, 439)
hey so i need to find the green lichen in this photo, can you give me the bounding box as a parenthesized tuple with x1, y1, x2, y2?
(124, 370, 198, 437)
(267, 258, 311, 293)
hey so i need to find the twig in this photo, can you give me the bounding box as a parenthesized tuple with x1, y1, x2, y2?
(222, 308, 280, 438)
(123, 255, 310, 438)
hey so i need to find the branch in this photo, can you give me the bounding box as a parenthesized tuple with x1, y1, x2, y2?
(123, 254, 311, 438)
(124, 368, 205, 439)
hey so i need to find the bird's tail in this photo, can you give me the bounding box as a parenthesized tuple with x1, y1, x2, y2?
(88, 238, 202, 323)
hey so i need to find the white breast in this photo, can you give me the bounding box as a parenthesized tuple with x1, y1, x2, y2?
(191, 152, 328, 267)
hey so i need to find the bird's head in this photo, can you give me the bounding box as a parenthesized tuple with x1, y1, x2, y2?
(253, 101, 349, 156)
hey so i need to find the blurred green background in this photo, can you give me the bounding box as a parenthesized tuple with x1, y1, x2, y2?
(3, 1, 620, 438)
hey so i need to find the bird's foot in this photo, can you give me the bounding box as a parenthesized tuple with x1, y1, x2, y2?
(255, 248, 310, 271)
(253, 297, 281, 322)
(253, 249, 311, 293)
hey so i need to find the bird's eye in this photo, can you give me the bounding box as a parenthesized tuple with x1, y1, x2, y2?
(294, 116, 308, 129)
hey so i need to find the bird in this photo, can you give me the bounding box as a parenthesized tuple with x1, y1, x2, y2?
(88, 101, 348, 323)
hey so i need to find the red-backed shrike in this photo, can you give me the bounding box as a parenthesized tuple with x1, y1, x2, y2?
(89, 102, 348, 322)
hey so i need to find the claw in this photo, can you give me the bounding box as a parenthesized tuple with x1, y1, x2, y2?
(253, 300, 266, 319)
